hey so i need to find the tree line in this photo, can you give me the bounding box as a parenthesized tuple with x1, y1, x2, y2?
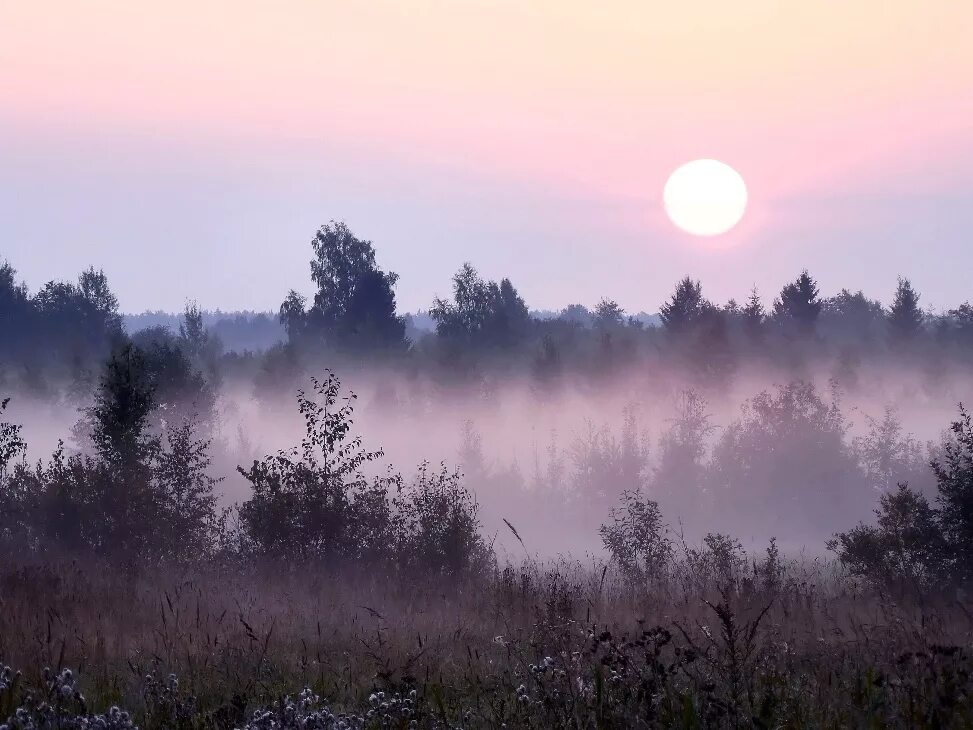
(4, 220, 972, 396)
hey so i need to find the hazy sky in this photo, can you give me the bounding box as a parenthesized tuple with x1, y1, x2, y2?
(2, 1, 971, 314)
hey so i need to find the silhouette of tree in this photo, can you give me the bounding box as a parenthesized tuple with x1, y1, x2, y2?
(773, 270, 821, 335)
(594, 298, 625, 329)
(559, 303, 593, 328)
(0, 262, 34, 362)
(932, 406, 973, 583)
(127, 326, 215, 428)
(78, 267, 122, 332)
(431, 263, 531, 349)
(887, 277, 924, 342)
(0, 398, 26, 479)
(89, 345, 155, 469)
(741, 287, 765, 341)
(660, 277, 707, 335)
(279, 290, 308, 340)
(282, 221, 406, 353)
(821, 289, 885, 344)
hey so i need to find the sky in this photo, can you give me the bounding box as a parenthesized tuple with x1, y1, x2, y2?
(1, 0, 972, 314)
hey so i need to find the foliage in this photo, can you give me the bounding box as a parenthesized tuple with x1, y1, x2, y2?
(828, 484, 942, 589)
(773, 269, 821, 335)
(832, 405, 973, 588)
(659, 276, 707, 335)
(394, 462, 491, 578)
(708, 381, 862, 535)
(237, 372, 490, 576)
(888, 276, 924, 342)
(237, 373, 393, 563)
(0, 399, 25, 479)
(599, 489, 672, 581)
(430, 263, 530, 350)
(281, 221, 406, 354)
(0, 346, 222, 564)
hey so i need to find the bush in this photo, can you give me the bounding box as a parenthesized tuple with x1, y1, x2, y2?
(0, 346, 223, 565)
(395, 462, 491, 578)
(828, 484, 941, 589)
(599, 490, 671, 582)
(0, 398, 25, 479)
(831, 404, 973, 589)
(237, 372, 492, 577)
(708, 381, 863, 536)
(236, 373, 394, 564)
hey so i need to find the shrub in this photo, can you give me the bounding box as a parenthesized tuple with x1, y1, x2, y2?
(0, 347, 222, 565)
(0, 398, 25, 479)
(599, 489, 672, 582)
(831, 404, 973, 589)
(708, 381, 863, 536)
(827, 484, 942, 589)
(685, 532, 748, 587)
(932, 406, 973, 583)
(237, 373, 493, 577)
(395, 462, 491, 578)
(236, 372, 394, 564)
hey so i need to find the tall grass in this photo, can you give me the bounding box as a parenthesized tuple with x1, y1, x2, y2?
(0, 553, 970, 728)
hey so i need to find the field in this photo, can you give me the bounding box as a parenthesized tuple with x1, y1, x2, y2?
(2, 554, 971, 729)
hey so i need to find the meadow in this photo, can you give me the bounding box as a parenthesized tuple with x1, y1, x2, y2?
(1, 551, 971, 729)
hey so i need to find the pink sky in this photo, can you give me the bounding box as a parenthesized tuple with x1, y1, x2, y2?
(2, 1, 972, 312)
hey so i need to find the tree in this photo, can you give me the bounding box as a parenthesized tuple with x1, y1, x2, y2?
(86, 344, 159, 555)
(283, 221, 406, 353)
(431, 264, 531, 349)
(78, 267, 122, 334)
(394, 462, 489, 578)
(820, 289, 885, 343)
(773, 270, 821, 335)
(178, 302, 223, 389)
(931, 406, 973, 582)
(887, 277, 924, 342)
(594, 299, 624, 329)
(0, 262, 34, 362)
(89, 345, 156, 471)
(659, 277, 707, 335)
(600, 490, 672, 582)
(237, 373, 394, 562)
(0, 398, 26, 479)
(129, 326, 216, 428)
(559, 304, 593, 328)
(741, 287, 765, 341)
(828, 485, 941, 589)
(652, 390, 713, 507)
(708, 381, 862, 537)
(831, 405, 973, 589)
(279, 290, 308, 340)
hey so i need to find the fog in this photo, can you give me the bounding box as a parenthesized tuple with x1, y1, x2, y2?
(8, 353, 966, 560)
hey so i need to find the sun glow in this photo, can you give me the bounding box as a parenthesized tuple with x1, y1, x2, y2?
(663, 159, 748, 236)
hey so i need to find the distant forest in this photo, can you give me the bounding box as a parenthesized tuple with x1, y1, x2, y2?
(2, 219, 972, 400)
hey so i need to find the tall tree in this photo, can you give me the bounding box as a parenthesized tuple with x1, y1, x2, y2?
(594, 298, 625, 329)
(741, 287, 765, 341)
(773, 270, 821, 335)
(887, 277, 924, 342)
(820, 289, 885, 344)
(0, 262, 34, 361)
(431, 264, 531, 349)
(283, 221, 406, 353)
(659, 277, 707, 335)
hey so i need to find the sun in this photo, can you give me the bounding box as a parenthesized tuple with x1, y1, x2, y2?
(663, 159, 748, 236)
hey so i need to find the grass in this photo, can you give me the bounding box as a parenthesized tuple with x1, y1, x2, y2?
(1, 556, 972, 728)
